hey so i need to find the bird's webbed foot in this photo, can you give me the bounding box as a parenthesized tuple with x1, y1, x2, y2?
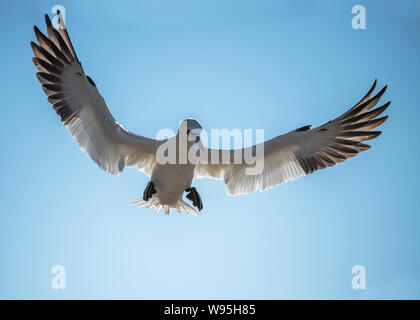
(143, 181, 156, 201)
(185, 187, 203, 212)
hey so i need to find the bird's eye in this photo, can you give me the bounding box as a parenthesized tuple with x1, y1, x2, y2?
(187, 129, 191, 135)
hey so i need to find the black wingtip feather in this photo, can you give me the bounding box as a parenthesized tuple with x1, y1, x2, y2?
(342, 101, 390, 125)
(43, 83, 62, 92)
(355, 79, 377, 106)
(36, 72, 61, 84)
(45, 14, 52, 26)
(34, 24, 69, 63)
(366, 79, 377, 97)
(87, 76, 96, 87)
(370, 86, 388, 106)
(294, 125, 312, 132)
(33, 25, 41, 35)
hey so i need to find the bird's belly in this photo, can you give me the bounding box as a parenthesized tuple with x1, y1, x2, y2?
(151, 164, 194, 205)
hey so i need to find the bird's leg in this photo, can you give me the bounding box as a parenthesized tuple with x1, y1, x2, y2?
(143, 181, 156, 201)
(185, 187, 203, 212)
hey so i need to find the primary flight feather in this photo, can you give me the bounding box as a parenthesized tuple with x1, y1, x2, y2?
(31, 13, 390, 215)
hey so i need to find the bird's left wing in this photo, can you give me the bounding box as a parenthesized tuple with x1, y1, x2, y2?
(31, 13, 162, 177)
(194, 80, 390, 195)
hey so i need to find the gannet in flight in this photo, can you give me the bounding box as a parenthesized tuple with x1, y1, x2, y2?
(31, 13, 390, 215)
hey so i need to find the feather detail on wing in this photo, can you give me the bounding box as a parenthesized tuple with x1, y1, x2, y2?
(31, 13, 161, 176)
(194, 80, 390, 195)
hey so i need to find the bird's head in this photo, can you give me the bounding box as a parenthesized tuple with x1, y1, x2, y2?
(178, 118, 202, 143)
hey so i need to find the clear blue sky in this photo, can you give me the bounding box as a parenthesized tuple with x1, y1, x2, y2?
(0, 0, 419, 299)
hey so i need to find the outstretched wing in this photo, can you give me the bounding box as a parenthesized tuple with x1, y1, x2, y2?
(31, 13, 161, 176)
(194, 80, 390, 195)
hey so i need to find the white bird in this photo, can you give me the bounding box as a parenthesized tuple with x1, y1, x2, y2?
(31, 13, 390, 215)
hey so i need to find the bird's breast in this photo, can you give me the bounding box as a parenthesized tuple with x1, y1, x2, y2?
(151, 163, 195, 205)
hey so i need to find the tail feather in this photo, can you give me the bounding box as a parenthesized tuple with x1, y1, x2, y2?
(131, 195, 200, 215)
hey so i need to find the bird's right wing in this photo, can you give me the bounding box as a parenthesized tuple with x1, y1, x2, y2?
(31, 13, 162, 176)
(195, 80, 390, 195)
